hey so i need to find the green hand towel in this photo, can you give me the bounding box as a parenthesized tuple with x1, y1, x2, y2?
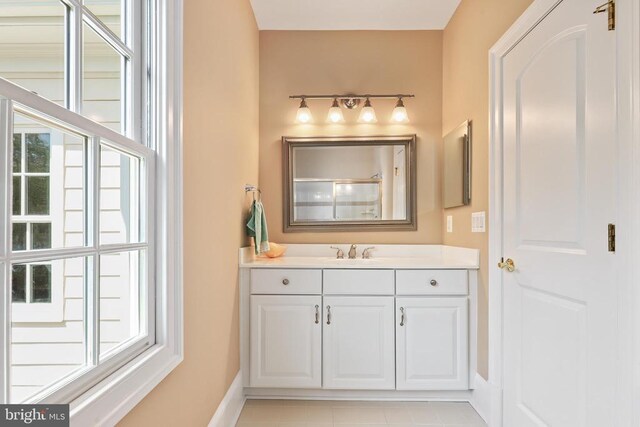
(246, 200, 270, 255)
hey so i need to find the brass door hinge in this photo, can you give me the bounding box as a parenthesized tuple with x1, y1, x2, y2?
(594, 0, 615, 31)
(608, 223, 616, 252)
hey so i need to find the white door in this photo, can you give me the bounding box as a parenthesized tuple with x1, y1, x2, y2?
(501, 0, 617, 425)
(323, 296, 395, 389)
(396, 297, 468, 390)
(250, 295, 322, 388)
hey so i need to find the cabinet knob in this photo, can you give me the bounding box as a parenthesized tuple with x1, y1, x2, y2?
(429, 279, 438, 287)
(282, 279, 290, 285)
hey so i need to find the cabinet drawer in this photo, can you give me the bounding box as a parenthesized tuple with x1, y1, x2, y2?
(251, 269, 322, 294)
(396, 270, 468, 295)
(323, 270, 395, 295)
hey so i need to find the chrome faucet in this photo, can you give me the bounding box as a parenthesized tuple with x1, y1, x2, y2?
(348, 244, 358, 259)
(362, 247, 376, 259)
(330, 246, 345, 259)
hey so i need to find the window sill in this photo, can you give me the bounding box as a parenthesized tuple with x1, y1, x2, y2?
(69, 343, 183, 426)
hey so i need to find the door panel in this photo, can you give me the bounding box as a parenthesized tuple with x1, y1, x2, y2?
(501, 0, 616, 425)
(396, 297, 468, 390)
(250, 295, 322, 388)
(516, 28, 586, 251)
(323, 296, 395, 389)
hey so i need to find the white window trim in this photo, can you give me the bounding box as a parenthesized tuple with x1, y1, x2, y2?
(0, 0, 183, 424)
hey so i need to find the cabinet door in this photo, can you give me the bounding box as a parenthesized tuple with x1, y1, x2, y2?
(323, 296, 395, 389)
(396, 297, 468, 390)
(250, 295, 322, 388)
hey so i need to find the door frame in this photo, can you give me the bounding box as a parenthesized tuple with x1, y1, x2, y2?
(487, 0, 640, 425)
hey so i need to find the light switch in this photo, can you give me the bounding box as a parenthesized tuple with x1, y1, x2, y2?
(447, 215, 453, 233)
(472, 211, 486, 233)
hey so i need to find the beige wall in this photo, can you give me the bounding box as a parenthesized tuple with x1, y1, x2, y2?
(118, 0, 259, 425)
(442, 0, 533, 378)
(259, 31, 443, 244)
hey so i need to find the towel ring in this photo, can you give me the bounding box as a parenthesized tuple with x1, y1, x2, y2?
(244, 185, 261, 202)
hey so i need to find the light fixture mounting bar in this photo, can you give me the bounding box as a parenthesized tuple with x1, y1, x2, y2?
(289, 94, 415, 100)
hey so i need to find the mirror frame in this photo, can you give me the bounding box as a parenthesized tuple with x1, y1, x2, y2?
(283, 135, 417, 232)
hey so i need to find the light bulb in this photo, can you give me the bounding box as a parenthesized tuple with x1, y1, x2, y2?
(358, 98, 378, 123)
(295, 99, 313, 123)
(326, 98, 345, 123)
(391, 98, 409, 123)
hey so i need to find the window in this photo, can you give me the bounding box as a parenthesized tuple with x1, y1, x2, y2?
(0, 0, 171, 412)
(12, 131, 54, 306)
(4, 105, 152, 404)
(1, 0, 182, 422)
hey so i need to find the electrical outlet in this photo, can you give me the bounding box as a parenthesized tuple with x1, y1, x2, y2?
(471, 211, 486, 233)
(447, 215, 453, 233)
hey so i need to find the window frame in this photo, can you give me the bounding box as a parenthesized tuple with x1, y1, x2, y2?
(0, 0, 183, 423)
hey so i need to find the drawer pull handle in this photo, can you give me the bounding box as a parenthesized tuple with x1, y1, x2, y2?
(326, 305, 331, 325)
(400, 307, 405, 326)
(315, 305, 319, 324)
(430, 279, 438, 287)
(282, 279, 290, 285)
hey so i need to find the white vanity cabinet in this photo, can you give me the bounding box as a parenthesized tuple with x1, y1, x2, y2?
(395, 270, 469, 390)
(249, 269, 323, 388)
(322, 270, 395, 389)
(240, 244, 479, 398)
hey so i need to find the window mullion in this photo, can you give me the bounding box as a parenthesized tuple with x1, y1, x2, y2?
(87, 136, 100, 367)
(69, 1, 83, 114)
(0, 98, 12, 404)
(1, 101, 11, 261)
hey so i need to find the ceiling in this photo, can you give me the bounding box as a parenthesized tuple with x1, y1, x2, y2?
(250, 0, 462, 30)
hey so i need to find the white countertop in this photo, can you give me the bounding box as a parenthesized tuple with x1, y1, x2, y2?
(239, 244, 479, 270)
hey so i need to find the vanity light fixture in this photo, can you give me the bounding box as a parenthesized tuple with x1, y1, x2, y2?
(327, 98, 345, 123)
(289, 94, 414, 124)
(295, 98, 313, 123)
(358, 98, 378, 124)
(391, 97, 410, 123)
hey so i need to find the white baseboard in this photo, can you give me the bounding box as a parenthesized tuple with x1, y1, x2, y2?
(208, 372, 246, 427)
(469, 373, 491, 425)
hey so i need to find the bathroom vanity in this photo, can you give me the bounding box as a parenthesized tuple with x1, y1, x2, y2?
(239, 244, 479, 399)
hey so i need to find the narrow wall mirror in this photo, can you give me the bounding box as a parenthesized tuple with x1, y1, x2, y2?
(443, 121, 471, 208)
(283, 135, 417, 232)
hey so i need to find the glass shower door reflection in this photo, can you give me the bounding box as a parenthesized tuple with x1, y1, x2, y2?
(335, 182, 381, 220)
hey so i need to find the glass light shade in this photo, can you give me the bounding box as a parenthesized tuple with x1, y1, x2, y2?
(326, 99, 345, 123)
(295, 99, 313, 123)
(358, 98, 377, 123)
(391, 98, 409, 123)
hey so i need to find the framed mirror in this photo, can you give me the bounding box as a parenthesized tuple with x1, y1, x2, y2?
(283, 135, 417, 232)
(443, 120, 471, 208)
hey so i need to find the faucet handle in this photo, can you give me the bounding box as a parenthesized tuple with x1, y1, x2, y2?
(330, 246, 345, 259)
(348, 244, 358, 259)
(362, 247, 376, 259)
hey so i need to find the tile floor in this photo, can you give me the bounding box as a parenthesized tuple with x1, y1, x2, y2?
(235, 399, 487, 427)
